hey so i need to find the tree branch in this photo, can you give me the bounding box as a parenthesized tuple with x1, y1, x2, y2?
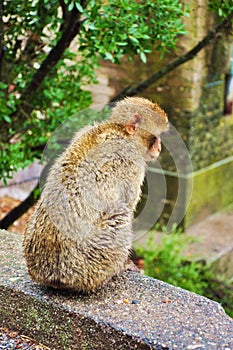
(21, 7, 84, 101)
(0, 161, 52, 229)
(110, 12, 233, 103)
(0, 183, 39, 229)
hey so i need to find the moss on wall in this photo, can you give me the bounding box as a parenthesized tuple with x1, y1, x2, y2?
(186, 156, 233, 226)
(189, 77, 233, 170)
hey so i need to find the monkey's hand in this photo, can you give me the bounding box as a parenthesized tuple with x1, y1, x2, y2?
(88, 204, 133, 250)
(99, 203, 131, 229)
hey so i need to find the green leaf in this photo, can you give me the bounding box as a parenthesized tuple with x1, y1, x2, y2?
(139, 51, 147, 63)
(218, 8, 223, 17)
(129, 36, 139, 44)
(68, 2, 74, 11)
(0, 82, 8, 89)
(75, 2, 83, 12)
(88, 22, 96, 30)
(3, 115, 11, 123)
(105, 52, 113, 60)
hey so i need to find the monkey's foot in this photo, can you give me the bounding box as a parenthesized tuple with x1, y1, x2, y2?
(123, 259, 140, 273)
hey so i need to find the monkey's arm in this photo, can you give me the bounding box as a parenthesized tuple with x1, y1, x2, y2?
(89, 138, 146, 212)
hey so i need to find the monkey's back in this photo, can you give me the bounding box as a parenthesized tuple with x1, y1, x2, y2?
(24, 123, 146, 292)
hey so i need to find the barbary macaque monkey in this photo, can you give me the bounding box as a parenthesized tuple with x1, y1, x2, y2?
(23, 97, 169, 292)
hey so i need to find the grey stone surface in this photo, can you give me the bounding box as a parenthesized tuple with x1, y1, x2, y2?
(0, 230, 233, 350)
(187, 210, 233, 281)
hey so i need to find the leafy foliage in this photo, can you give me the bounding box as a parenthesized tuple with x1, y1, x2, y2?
(135, 228, 211, 295)
(0, 0, 188, 183)
(209, 0, 233, 18)
(79, 0, 187, 63)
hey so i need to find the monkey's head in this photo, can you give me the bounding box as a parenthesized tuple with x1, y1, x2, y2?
(109, 97, 169, 161)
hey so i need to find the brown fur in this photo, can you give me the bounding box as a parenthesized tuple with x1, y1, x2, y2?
(23, 97, 168, 292)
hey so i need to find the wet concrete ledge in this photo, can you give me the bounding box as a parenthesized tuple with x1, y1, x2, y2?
(0, 230, 233, 350)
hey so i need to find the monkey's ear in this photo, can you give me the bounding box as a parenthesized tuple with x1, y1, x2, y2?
(125, 114, 142, 135)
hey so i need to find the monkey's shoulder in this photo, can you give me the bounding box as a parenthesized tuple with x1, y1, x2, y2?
(84, 137, 144, 167)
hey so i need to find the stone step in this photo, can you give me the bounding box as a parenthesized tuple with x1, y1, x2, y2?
(187, 210, 233, 281)
(0, 230, 233, 349)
